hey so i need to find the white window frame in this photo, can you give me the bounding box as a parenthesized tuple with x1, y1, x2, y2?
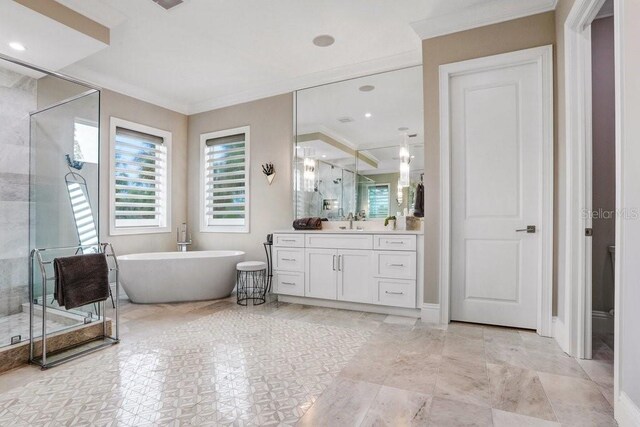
(367, 183, 391, 219)
(200, 126, 250, 233)
(109, 117, 172, 236)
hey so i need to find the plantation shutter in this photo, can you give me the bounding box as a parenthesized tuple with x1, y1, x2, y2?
(113, 127, 167, 228)
(204, 133, 247, 226)
(368, 184, 390, 219)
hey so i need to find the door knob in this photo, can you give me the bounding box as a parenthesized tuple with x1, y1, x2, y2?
(516, 225, 536, 233)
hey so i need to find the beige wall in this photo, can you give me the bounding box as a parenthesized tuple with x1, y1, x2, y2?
(99, 89, 189, 254)
(187, 94, 293, 261)
(421, 12, 556, 304)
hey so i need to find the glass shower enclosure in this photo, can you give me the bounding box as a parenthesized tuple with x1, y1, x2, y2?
(0, 54, 100, 349)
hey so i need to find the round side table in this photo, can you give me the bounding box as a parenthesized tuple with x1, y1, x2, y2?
(236, 261, 267, 306)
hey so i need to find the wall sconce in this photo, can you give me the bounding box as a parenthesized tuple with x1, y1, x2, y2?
(262, 163, 275, 185)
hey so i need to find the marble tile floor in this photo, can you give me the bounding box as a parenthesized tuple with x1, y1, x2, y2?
(0, 297, 616, 426)
(0, 310, 80, 348)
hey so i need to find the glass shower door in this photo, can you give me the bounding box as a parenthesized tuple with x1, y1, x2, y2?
(29, 90, 101, 340)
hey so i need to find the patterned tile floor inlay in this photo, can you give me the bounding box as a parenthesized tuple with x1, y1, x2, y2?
(0, 307, 369, 426)
(0, 297, 616, 426)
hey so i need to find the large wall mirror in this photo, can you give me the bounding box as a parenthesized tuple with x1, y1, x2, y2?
(294, 65, 424, 221)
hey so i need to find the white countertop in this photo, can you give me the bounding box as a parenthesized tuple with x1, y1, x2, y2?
(273, 229, 423, 235)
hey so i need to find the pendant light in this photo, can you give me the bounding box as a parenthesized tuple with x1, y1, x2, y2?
(399, 134, 411, 188)
(303, 148, 316, 192)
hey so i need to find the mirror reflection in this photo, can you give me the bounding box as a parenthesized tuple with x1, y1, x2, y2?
(294, 65, 423, 221)
(356, 145, 424, 220)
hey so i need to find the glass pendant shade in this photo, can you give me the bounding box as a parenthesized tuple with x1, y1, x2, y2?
(399, 134, 411, 187)
(303, 157, 316, 192)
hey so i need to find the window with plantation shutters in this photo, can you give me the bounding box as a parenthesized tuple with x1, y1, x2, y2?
(109, 118, 172, 235)
(200, 126, 250, 232)
(367, 184, 390, 219)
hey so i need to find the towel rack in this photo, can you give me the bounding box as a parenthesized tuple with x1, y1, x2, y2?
(29, 243, 120, 369)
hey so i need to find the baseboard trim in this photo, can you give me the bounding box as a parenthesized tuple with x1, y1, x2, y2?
(592, 310, 614, 337)
(277, 295, 421, 318)
(552, 316, 570, 353)
(592, 309, 613, 319)
(421, 303, 441, 323)
(617, 392, 640, 427)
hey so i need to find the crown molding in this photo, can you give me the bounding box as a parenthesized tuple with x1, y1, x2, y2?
(66, 49, 421, 116)
(186, 49, 421, 115)
(63, 63, 191, 114)
(411, 0, 558, 40)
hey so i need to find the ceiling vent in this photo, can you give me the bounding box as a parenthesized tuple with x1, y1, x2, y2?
(152, 0, 184, 10)
(337, 117, 354, 123)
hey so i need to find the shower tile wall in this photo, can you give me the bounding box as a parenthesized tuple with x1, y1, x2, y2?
(0, 66, 36, 317)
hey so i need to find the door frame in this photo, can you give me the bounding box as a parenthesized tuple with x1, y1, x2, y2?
(563, 0, 608, 362)
(438, 45, 554, 336)
(563, 0, 623, 412)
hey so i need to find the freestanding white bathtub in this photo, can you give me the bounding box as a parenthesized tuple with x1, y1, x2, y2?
(118, 250, 245, 304)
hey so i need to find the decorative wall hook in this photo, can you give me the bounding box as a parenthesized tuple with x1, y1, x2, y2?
(262, 162, 275, 185)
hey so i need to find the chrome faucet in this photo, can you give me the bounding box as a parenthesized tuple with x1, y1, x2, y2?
(346, 212, 354, 229)
(177, 223, 192, 252)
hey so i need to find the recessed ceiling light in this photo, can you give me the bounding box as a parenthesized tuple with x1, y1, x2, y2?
(359, 85, 375, 92)
(398, 127, 409, 132)
(322, 155, 327, 158)
(411, 155, 416, 159)
(9, 42, 26, 51)
(364, 113, 372, 118)
(312, 34, 335, 47)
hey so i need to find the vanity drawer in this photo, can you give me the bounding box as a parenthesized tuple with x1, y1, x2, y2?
(274, 234, 305, 248)
(275, 271, 304, 296)
(305, 234, 373, 250)
(375, 278, 416, 308)
(374, 235, 417, 251)
(374, 251, 416, 280)
(274, 247, 304, 272)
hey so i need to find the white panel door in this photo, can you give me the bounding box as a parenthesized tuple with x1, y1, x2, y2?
(337, 250, 372, 303)
(305, 248, 337, 300)
(450, 58, 543, 329)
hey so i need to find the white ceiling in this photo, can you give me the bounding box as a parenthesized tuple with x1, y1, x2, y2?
(0, 1, 108, 78)
(1, 0, 559, 115)
(54, 0, 491, 114)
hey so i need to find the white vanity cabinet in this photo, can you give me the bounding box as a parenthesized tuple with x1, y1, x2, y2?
(305, 248, 372, 303)
(273, 231, 421, 313)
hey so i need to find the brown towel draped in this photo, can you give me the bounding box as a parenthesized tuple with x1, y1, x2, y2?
(54, 253, 110, 310)
(292, 217, 323, 230)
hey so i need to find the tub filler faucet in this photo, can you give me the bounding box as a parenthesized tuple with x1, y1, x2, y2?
(177, 223, 192, 252)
